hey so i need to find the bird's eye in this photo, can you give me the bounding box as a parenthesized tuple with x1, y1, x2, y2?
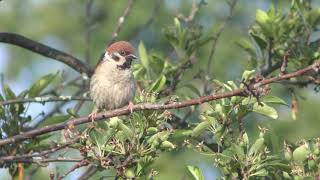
(119, 50, 126, 56)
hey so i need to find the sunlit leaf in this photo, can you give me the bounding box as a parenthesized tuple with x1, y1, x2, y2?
(252, 102, 278, 119)
(148, 75, 166, 92)
(29, 73, 57, 98)
(138, 41, 149, 72)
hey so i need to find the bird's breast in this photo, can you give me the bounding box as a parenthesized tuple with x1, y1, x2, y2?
(90, 67, 135, 110)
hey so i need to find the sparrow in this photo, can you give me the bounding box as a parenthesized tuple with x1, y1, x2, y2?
(89, 41, 137, 121)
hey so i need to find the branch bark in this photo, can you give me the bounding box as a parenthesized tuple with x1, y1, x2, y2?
(0, 60, 318, 147)
(0, 32, 93, 76)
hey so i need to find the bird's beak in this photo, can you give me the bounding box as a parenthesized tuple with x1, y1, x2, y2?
(126, 54, 137, 61)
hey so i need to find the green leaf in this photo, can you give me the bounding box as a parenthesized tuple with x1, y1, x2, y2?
(252, 102, 278, 119)
(241, 69, 255, 82)
(3, 84, 16, 100)
(187, 165, 204, 180)
(236, 38, 256, 57)
(148, 75, 166, 92)
(256, 9, 272, 36)
(256, 10, 269, 25)
(262, 96, 288, 106)
(118, 122, 134, 139)
(138, 41, 149, 71)
(249, 137, 265, 156)
(242, 96, 287, 106)
(293, 144, 309, 163)
(39, 114, 70, 127)
(192, 121, 210, 137)
(250, 169, 268, 177)
(66, 108, 79, 118)
(29, 73, 57, 98)
(174, 18, 182, 34)
(249, 32, 267, 49)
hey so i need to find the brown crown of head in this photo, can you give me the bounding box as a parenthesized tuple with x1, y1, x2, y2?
(106, 41, 134, 55)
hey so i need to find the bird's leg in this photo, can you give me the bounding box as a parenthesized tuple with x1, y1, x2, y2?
(88, 106, 98, 122)
(128, 101, 134, 113)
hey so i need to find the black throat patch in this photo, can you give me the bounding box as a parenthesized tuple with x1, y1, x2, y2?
(116, 59, 132, 70)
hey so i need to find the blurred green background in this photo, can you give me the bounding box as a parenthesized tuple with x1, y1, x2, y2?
(0, 0, 320, 179)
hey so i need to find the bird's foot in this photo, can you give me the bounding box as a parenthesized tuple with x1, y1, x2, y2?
(88, 110, 98, 122)
(128, 101, 134, 113)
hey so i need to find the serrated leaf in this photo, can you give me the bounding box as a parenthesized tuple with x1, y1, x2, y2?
(252, 102, 278, 119)
(148, 75, 166, 92)
(187, 165, 204, 180)
(29, 73, 57, 98)
(138, 41, 149, 71)
(39, 114, 70, 127)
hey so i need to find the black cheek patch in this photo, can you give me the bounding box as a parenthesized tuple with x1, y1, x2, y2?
(111, 53, 120, 61)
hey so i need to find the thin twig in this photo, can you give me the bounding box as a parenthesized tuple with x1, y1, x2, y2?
(0, 137, 80, 162)
(207, 0, 238, 75)
(109, 0, 136, 45)
(0, 60, 319, 147)
(0, 33, 93, 76)
(129, 0, 161, 39)
(57, 160, 90, 180)
(1, 157, 83, 164)
(31, 90, 84, 129)
(176, 0, 206, 23)
(0, 96, 91, 106)
(205, 0, 238, 94)
(85, 0, 94, 63)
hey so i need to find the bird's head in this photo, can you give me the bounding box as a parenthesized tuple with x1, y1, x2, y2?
(103, 41, 137, 69)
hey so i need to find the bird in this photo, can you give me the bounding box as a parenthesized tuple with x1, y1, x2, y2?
(89, 41, 137, 121)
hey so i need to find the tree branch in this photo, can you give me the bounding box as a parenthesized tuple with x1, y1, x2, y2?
(0, 32, 93, 76)
(0, 60, 319, 146)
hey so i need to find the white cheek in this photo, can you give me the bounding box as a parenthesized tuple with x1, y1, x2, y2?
(104, 52, 113, 61)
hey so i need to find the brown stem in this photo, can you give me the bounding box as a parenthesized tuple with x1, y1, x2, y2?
(0, 32, 93, 76)
(57, 160, 90, 180)
(0, 60, 318, 147)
